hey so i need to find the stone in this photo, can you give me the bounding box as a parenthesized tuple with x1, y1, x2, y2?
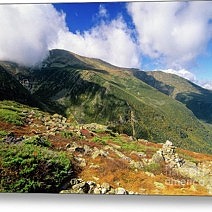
(72, 182, 86, 190)
(128, 191, 135, 195)
(52, 113, 60, 118)
(87, 181, 96, 186)
(83, 145, 91, 154)
(151, 152, 164, 163)
(66, 143, 71, 149)
(101, 188, 107, 194)
(82, 182, 90, 193)
(110, 143, 121, 149)
(99, 149, 108, 157)
(70, 178, 79, 186)
(60, 190, 70, 194)
(75, 157, 86, 167)
(145, 172, 155, 177)
(80, 129, 93, 138)
(75, 146, 85, 153)
(115, 187, 128, 195)
(165, 140, 173, 146)
(94, 187, 101, 194)
(107, 188, 115, 195)
(101, 182, 111, 192)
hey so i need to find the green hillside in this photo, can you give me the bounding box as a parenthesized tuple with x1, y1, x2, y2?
(135, 70, 212, 124)
(0, 49, 211, 153)
(26, 49, 211, 153)
(0, 65, 39, 107)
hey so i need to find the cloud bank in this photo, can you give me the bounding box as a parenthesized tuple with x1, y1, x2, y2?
(0, 4, 140, 68)
(0, 4, 66, 66)
(127, 1, 212, 69)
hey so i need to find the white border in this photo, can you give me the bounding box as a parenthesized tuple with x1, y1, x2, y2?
(0, 1, 211, 212)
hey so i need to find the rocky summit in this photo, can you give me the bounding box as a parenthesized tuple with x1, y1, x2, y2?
(0, 49, 211, 195)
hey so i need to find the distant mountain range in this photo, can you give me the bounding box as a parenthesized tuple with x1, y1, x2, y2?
(0, 49, 211, 153)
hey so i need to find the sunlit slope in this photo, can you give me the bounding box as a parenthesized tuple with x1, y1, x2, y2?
(134, 70, 212, 124)
(30, 49, 212, 153)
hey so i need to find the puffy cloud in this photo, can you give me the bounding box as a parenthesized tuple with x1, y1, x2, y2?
(159, 68, 212, 90)
(0, 4, 66, 66)
(98, 4, 108, 18)
(198, 81, 212, 90)
(162, 68, 196, 82)
(127, 1, 212, 68)
(0, 4, 140, 68)
(52, 17, 141, 68)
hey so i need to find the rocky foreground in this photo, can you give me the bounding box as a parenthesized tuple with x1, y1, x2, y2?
(0, 102, 212, 195)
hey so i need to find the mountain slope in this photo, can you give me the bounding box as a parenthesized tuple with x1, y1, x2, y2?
(0, 65, 39, 107)
(134, 70, 212, 124)
(0, 49, 211, 153)
(25, 49, 211, 153)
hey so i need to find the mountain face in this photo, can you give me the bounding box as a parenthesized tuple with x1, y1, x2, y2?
(0, 49, 211, 154)
(134, 70, 212, 124)
(0, 64, 40, 107)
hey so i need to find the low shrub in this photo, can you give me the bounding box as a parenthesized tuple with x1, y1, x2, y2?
(0, 108, 23, 125)
(0, 142, 72, 192)
(143, 162, 162, 175)
(24, 136, 51, 147)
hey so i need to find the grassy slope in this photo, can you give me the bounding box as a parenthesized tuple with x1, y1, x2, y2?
(139, 71, 212, 124)
(30, 50, 211, 153)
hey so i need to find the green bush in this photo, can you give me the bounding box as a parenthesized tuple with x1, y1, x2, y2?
(143, 163, 162, 174)
(0, 130, 7, 137)
(61, 131, 73, 139)
(92, 136, 106, 145)
(0, 108, 23, 125)
(0, 142, 72, 192)
(24, 136, 51, 147)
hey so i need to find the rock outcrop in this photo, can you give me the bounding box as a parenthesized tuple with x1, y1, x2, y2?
(152, 140, 184, 168)
(60, 178, 132, 195)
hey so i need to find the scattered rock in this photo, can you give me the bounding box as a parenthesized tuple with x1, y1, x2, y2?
(60, 178, 129, 195)
(3, 132, 24, 144)
(151, 140, 184, 168)
(93, 187, 101, 194)
(65, 143, 71, 149)
(115, 187, 128, 195)
(145, 172, 155, 177)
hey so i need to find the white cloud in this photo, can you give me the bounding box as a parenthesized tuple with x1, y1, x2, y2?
(127, 1, 212, 68)
(198, 81, 212, 90)
(98, 5, 108, 18)
(52, 17, 141, 68)
(0, 4, 140, 68)
(0, 4, 66, 66)
(162, 68, 196, 82)
(159, 68, 212, 90)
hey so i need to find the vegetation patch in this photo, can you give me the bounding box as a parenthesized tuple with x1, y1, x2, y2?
(24, 136, 52, 148)
(0, 140, 72, 192)
(0, 130, 7, 138)
(0, 108, 24, 125)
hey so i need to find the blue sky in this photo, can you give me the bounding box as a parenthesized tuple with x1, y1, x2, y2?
(0, 2, 211, 89)
(54, 3, 129, 33)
